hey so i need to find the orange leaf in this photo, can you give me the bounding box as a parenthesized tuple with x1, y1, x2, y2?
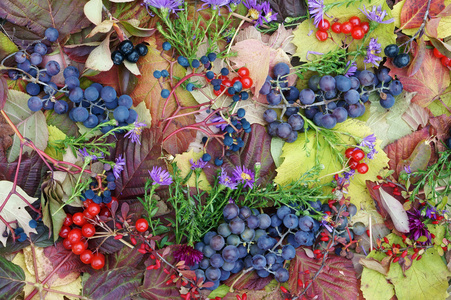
(385, 48, 450, 107)
(400, 0, 445, 29)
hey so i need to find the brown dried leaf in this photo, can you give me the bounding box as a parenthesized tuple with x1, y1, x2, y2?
(359, 257, 389, 275)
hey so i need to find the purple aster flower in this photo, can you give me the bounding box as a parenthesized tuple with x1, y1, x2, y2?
(232, 166, 255, 189)
(149, 166, 173, 186)
(199, 0, 231, 11)
(124, 122, 147, 145)
(209, 115, 228, 131)
(143, 0, 184, 14)
(190, 158, 208, 170)
(173, 245, 203, 266)
(113, 155, 126, 179)
(219, 168, 238, 190)
(359, 5, 394, 25)
(404, 165, 412, 174)
(363, 38, 383, 67)
(78, 148, 104, 161)
(424, 206, 439, 220)
(407, 209, 432, 245)
(321, 215, 333, 232)
(308, 0, 325, 28)
(358, 134, 378, 159)
(344, 61, 357, 77)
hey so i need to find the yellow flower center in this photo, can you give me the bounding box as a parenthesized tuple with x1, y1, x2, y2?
(241, 172, 252, 181)
(249, 8, 260, 20)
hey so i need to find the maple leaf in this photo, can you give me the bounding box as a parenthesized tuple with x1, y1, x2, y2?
(385, 48, 450, 108)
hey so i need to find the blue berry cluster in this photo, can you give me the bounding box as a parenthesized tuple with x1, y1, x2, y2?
(80, 165, 117, 202)
(111, 40, 148, 65)
(262, 62, 404, 142)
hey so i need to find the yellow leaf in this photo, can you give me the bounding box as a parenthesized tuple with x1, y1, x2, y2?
(134, 101, 152, 125)
(12, 248, 82, 300)
(85, 32, 114, 72)
(174, 150, 212, 191)
(274, 119, 389, 210)
(45, 125, 67, 160)
(84, 0, 103, 25)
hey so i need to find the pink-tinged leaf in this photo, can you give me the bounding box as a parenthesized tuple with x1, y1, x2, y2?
(400, 0, 445, 29)
(204, 124, 276, 187)
(113, 127, 166, 200)
(429, 115, 451, 152)
(383, 128, 434, 180)
(130, 36, 197, 155)
(407, 38, 427, 77)
(0, 0, 91, 44)
(222, 288, 284, 300)
(385, 48, 450, 107)
(378, 188, 409, 233)
(140, 247, 180, 299)
(224, 269, 273, 290)
(288, 250, 359, 299)
(303, 247, 315, 258)
(437, 4, 451, 17)
(83, 266, 143, 299)
(402, 102, 429, 130)
(43, 242, 90, 278)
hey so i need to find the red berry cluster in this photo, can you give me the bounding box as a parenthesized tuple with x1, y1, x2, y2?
(207, 67, 253, 97)
(433, 48, 451, 68)
(345, 148, 369, 174)
(315, 16, 370, 42)
(58, 197, 119, 269)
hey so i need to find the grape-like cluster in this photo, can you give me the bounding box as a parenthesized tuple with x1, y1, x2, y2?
(5, 27, 139, 132)
(111, 40, 148, 65)
(261, 63, 404, 142)
(192, 202, 322, 289)
(384, 44, 410, 68)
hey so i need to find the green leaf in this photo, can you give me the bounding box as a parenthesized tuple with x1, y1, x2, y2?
(0, 256, 25, 300)
(0, 181, 38, 247)
(119, 20, 156, 37)
(0, 32, 18, 60)
(360, 251, 395, 300)
(274, 119, 389, 210)
(208, 285, 230, 298)
(270, 137, 285, 168)
(4, 90, 49, 162)
(387, 248, 451, 300)
(44, 125, 67, 160)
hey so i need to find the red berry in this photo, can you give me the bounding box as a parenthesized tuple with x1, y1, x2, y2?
(80, 249, 93, 264)
(62, 238, 72, 250)
(72, 240, 87, 255)
(68, 228, 82, 244)
(106, 196, 118, 209)
(348, 159, 359, 170)
(331, 22, 342, 33)
(360, 21, 369, 33)
(214, 88, 224, 96)
(99, 207, 111, 218)
(315, 30, 328, 41)
(341, 21, 353, 34)
(357, 163, 369, 174)
(91, 253, 105, 269)
(231, 77, 241, 84)
(83, 210, 94, 220)
(72, 212, 86, 226)
(87, 203, 101, 216)
(349, 16, 361, 27)
(441, 56, 450, 67)
(434, 48, 445, 58)
(63, 214, 73, 227)
(237, 67, 250, 77)
(82, 223, 96, 238)
(351, 26, 365, 40)
(240, 76, 253, 89)
(136, 218, 149, 232)
(83, 199, 93, 208)
(345, 148, 354, 158)
(59, 225, 71, 238)
(318, 19, 330, 31)
(351, 149, 365, 161)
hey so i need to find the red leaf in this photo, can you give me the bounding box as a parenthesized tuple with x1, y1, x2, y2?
(385, 48, 450, 107)
(429, 115, 451, 152)
(407, 39, 427, 77)
(113, 127, 166, 200)
(204, 124, 276, 187)
(383, 128, 432, 180)
(140, 247, 180, 299)
(0, 76, 7, 111)
(400, 0, 445, 29)
(222, 289, 284, 300)
(288, 250, 359, 299)
(43, 242, 90, 278)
